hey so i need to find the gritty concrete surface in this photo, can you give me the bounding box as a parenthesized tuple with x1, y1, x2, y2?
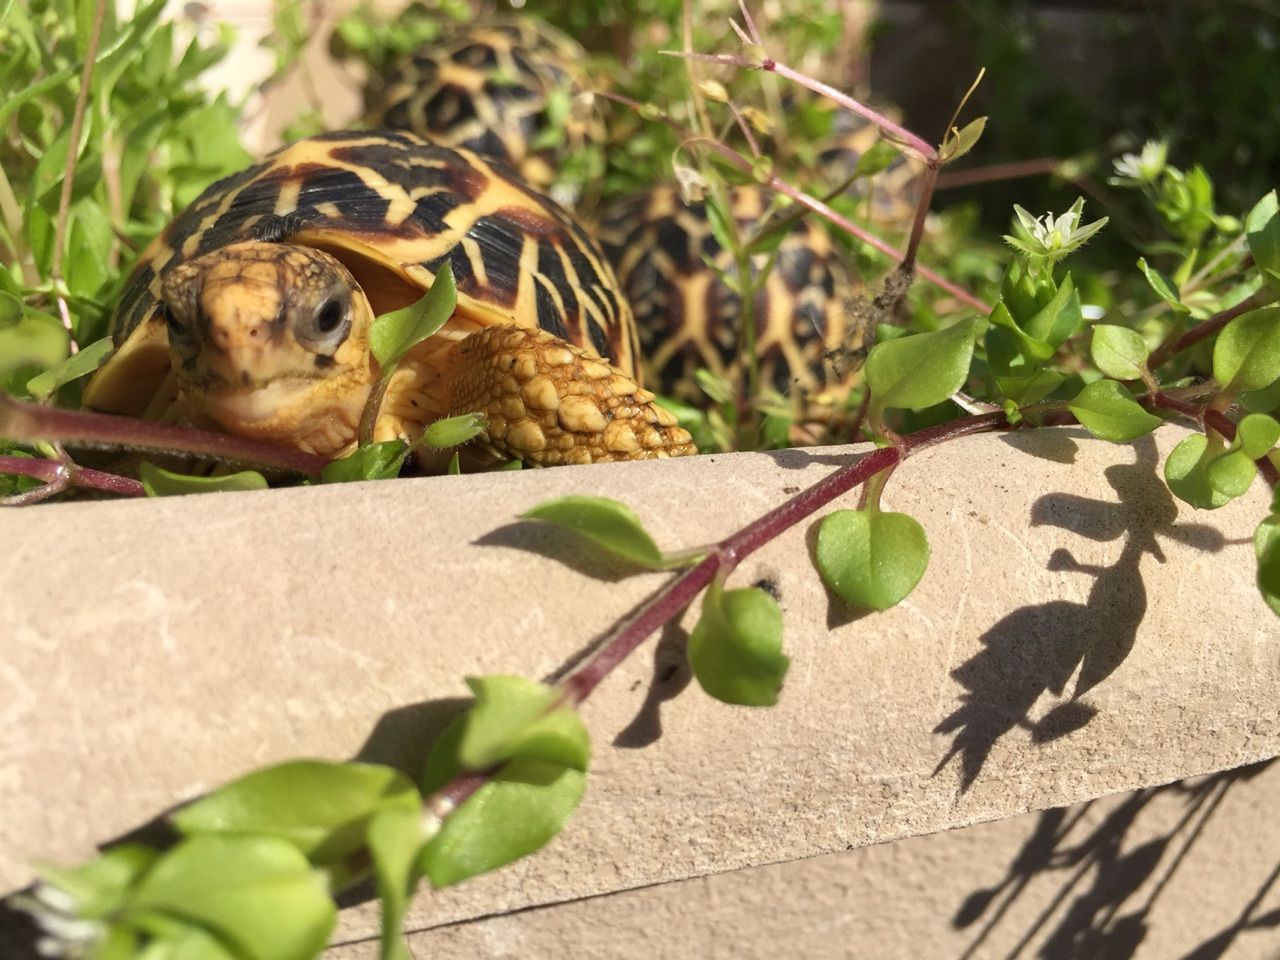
(332, 759, 1280, 959)
(2, 427, 1278, 950)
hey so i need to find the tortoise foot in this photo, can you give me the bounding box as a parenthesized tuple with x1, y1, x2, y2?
(447, 326, 698, 466)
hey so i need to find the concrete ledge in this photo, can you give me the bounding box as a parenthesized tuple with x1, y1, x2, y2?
(2, 426, 1277, 947)
(336, 758, 1280, 959)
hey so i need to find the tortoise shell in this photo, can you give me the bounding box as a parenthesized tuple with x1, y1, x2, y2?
(598, 184, 866, 414)
(364, 19, 602, 194)
(88, 129, 638, 417)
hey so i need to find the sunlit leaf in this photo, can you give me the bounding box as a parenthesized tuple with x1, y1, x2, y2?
(369, 261, 456, 371)
(172, 760, 420, 865)
(1066, 380, 1163, 442)
(127, 835, 336, 960)
(1213, 307, 1280, 393)
(686, 582, 789, 707)
(866, 316, 979, 419)
(816, 509, 930, 611)
(26, 336, 113, 399)
(140, 462, 267, 497)
(522, 495, 691, 570)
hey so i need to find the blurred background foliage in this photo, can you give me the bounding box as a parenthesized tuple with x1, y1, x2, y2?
(0, 0, 1276, 431)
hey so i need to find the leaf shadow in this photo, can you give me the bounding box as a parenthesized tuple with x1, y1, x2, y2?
(474, 519, 651, 582)
(932, 434, 1228, 793)
(950, 759, 1276, 960)
(612, 621, 694, 749)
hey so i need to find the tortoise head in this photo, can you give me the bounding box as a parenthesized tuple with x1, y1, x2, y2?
(161, 241, 377, 455)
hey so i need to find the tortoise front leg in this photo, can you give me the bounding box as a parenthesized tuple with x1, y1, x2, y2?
(447, 326, 698, 466)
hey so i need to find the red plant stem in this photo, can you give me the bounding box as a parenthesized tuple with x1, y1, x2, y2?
(935, 157, 1063, 190)
(558, 410, 1007, 707)
(0, 395, 330, 477)
(1147, 290, 1271, 371)
(419, 410, 1009, 819)
(665, 50, 936, 162)
(0, 455, 144, 497)
(1151, 393, 1280, 489)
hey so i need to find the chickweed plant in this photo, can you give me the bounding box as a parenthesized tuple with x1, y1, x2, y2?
(3, 1, 1278, 957)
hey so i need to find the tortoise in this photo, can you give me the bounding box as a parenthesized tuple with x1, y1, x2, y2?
(363, 18, 603, 201)
(597, 184, 868, 421)
(81, 129, 696, 467)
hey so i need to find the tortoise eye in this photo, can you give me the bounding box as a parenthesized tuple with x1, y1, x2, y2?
(294, 292, 351, 354)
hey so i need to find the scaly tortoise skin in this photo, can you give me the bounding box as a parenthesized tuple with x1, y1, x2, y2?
(82, 129, 695, 466)
(598, 184, 868, 419)
(363, 19, 602, 197)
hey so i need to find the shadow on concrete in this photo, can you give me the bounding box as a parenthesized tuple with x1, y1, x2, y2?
(0, 571, 703, 949)
(613, 621, 694, 749)
(932, 435, 1225, 792)
(951, 758, 1277, 960)
(474, 519, 648, 582)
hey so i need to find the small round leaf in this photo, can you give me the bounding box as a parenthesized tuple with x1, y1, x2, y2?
(420, 759, 586, 888)
(140, 462, 268, 497)
(1164, 433, 1231, 510)
(1213, 307, 1280, 393)
(1090, 325, 1149, 381)
(1066, 380, 1163, 442)
(127, 835, 336, 960)
(171, 760, 420, 865)
(866, 315, 979, 417)
(522, 495, 668, 569)
(686, 583, 789, 707)
(816, 509, 929, 611)
(1237, 413, 1280, 460)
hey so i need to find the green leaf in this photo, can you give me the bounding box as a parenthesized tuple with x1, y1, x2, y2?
(1066, 380, 1163, 442)
(320, 440, 408, 483)
(1208, 309, 1280, 396)
(369, 261, 456, 371)
(420, 757, 585, 888)
(686, 582, 789, 707)
(1206, 449, 1257, 499)
(522, 495, 677, 570)
(941, 116, 987, 163)
(172, 760, 420, 866)
(865, 316, 979, 419)
(1213, 307, 1280, 393)
(1255, 514, 1280, 616)
(456, 676, 589, 772)
(126, 835, 336, 960)
(852, 140, 899, 178)
(35, 845, 158, 920)
(1237, 413, 1280, 459)
(366, 806, 426, 960)
(1136, 258, 1189, 313)
(421, 412, 485, 449)
(1024, 273, 1084, 348)
(126, 923, 236, 960)
(140, 462, 268, 497)
(1090, 325, 1149, 381)
(0, 290, 21, 326)
(25, 336, 113, 399)
(1246, 191, 1280, 298)
(0, 308, 68, 394)
(1164, 433, 1232, 510)
(815, 509, 930, 611)
(694, 367, 733, 406)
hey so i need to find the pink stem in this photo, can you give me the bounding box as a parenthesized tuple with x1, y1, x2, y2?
(0, 455, 145, 497)
(0, 395, 330, 477)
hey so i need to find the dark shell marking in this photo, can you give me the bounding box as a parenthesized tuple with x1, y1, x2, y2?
(112, 130, 632, 374)
(599, 185, 862, 403)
